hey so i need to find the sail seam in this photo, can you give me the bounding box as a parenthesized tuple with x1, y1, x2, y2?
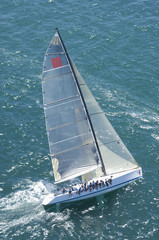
(50, 142, 93, 156)
(42, 71, 72, 81)
(44, 95, 79, 107)
(43, 64, 69, 73)
(45, 52, 65, 55)
(47, 117, 87, 131)
(50, 131, 92, 146)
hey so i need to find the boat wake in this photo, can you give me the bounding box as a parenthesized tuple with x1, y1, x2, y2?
(0, 180, 71, 239)
(0, 180, 55, 211)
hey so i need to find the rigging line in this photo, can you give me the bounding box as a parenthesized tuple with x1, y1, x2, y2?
(44, 95, 79, 107)
(56, 28, 106, 175)
(42, 70, 72, 81)
(50, 142, 92, 156)
(43, 64, 69, 73)
(50, 131, 92, 146)
(47, 117, 87, 132)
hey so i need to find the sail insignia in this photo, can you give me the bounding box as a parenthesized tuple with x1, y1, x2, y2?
(51, 57, 63, 68)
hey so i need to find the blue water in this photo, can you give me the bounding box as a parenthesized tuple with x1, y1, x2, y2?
(0, 0, 159, 239)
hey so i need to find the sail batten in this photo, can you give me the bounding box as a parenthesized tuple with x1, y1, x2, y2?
(44, 95, 80, 108)
(50, 142, 93, 157)
(43, 71, 72, 81)
(50, 131, 91, 146)
(43, 65, 68, 73)
(47, 117, 87, 132)
(46, 52, 65, 55)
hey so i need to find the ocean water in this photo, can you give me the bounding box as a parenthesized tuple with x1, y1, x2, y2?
(0, 0, 159, 239)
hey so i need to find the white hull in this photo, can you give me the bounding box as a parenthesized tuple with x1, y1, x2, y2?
(42, 167, 142, 207)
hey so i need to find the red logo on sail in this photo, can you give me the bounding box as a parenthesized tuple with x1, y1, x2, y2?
(51, 57, 63, 68)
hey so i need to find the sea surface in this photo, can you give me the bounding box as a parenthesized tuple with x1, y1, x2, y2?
(0, 0, 159, 239)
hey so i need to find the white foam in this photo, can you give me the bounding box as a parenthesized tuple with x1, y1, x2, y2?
(140, 118, 150, 123)
(0, 180, 58, 237)
(0, 180, 56, 211)
(140, 125, 153, 130)
(151, 134, 159, 141)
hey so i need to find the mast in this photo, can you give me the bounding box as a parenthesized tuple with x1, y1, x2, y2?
(56, 28, 106, 175)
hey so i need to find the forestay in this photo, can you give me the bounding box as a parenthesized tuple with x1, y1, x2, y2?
(71, 61, 139, 175)
(42, 31, 100, 183)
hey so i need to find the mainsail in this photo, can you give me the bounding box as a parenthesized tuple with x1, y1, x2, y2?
(42, 30, 101, 183)
(42, 29, 138, 184)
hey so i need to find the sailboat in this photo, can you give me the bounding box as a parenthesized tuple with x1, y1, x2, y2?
(42, 29, 142, 208)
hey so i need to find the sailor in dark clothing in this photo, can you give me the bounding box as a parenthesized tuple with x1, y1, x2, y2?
(78, 187, 81, 195)
(68, 186, 73, 196)
(109, 176, 113, 185)
(89, 182, 92, 191)
(62, 187, 66, 193)
(105, 179, 109, 187)
(69, 188, 72, 196)
(95, 180, 99, 189)
(101, 180, 105, 187)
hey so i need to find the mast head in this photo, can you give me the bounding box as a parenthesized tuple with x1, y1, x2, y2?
(52, 31, 60, 45)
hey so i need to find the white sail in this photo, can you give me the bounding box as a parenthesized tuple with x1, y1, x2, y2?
(71, 61, 138, 176)
(42, 31, 100, 183)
